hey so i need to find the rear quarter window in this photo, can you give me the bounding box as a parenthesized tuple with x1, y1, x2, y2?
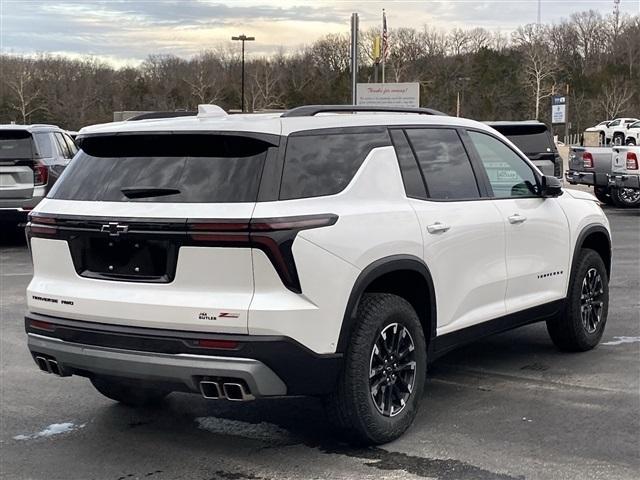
(49, 133, 275, 203)
(280, 131, 390, 200)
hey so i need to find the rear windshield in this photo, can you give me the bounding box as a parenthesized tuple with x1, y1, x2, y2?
(0, 130, 34, 159)
(491, 125, 553, 154)
(49, 134, 274, 203)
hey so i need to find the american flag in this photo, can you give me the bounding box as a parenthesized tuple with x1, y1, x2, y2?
(382, 9, 389, 61)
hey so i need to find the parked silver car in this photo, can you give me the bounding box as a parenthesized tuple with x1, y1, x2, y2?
(0, 124, 77, 224)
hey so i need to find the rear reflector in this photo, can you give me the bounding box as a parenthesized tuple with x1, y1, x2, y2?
(583, 152, 594, 169)
(29, 319, 56, 332)
(193, 339, 239, 350)
(626, 152, 638, 170)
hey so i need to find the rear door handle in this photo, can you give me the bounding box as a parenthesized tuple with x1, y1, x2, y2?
(508, 214, 527, 224)
(427, 222, 450, 234)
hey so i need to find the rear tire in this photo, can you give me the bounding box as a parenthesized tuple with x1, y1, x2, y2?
(546, 248, 608, 352)
(593, 187, 613, 205)
(626, 138, 636, 146)
(91, 376, 170, 407)
(324, 293, 427, 445)
(611, 187, 640, 208)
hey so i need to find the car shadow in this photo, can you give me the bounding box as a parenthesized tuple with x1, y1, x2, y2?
(0, 223, 27, 247)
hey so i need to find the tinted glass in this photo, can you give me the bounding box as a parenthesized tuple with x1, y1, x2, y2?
(63, 134, 78, 156)
(629, 121, 640, 129)
(0, 130, 33, 159)
(390, 129, 426, 199)
(468, 131, 538, 198)
(50, 134, 272, 203)
(405, 128, 479, 200)
(280, 132, 389, 200)
(54, 133, 72, 158)
(33, 133, 54, 158)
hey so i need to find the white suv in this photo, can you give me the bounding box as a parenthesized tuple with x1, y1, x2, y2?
(25, 105, 612, 444)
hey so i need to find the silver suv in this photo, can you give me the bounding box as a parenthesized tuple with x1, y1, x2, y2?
(0, 124, 77, 224)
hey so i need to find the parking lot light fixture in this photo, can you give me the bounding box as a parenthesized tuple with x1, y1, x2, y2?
(231, 34, 255, 113)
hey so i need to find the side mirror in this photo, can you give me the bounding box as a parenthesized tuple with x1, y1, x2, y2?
(540, 175, 563, 198)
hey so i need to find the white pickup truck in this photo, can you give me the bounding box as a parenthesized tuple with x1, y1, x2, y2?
(624, 120, 640, 145)
(587, 118, 638, 146)
(609, 146, 640, 205)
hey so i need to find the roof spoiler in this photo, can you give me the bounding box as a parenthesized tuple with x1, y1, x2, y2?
(281, 105, 447, 118)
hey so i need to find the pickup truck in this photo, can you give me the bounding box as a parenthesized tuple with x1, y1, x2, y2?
(624, 120, 640, 145)
(566, 145, 640, 207)
(586, 118, 638, 146)
(609, 146, 640, 206)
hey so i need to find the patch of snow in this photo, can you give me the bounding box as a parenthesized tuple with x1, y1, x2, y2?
(13, 422, 85, 440)
(194, 417, 292, 442)
(601, 336, 640, 346)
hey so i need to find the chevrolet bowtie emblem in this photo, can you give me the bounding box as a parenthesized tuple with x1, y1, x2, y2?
(101, 222, 129, 237)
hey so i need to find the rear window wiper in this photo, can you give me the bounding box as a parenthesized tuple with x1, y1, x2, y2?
(121, 187, 181, 199)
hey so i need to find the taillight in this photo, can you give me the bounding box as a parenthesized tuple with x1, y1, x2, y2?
(26, 214, 58, 237)
(29, 319, 56, 332)
(626, 152, 639, 170)
(187, 214, 338, 293)
(33, 162, 48, 186)
(583, 152, 594, 169)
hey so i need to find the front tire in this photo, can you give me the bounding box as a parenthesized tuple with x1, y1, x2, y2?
(546, 248, 608, 351)
(324, 293, 427, 445)
(611, 187, 640, 208)
(91, 376, 170, 407)
(626, 138, 636, 146)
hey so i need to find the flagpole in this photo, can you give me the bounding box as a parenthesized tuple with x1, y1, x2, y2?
(381, 9, 385, 84)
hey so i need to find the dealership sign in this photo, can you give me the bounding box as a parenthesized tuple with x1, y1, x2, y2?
(552, 95, 567, 124)
(356, 82, 420, 108)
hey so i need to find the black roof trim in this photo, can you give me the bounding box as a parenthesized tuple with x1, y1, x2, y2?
(281, 105, 447, 118)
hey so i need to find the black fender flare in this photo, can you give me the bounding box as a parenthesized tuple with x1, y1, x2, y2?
(570, 223, 612, 289)
(336, 254, 437, 355)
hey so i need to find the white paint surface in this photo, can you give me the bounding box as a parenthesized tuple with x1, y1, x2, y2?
(601, 336, 640, 346)
(13, 422, 85, 440)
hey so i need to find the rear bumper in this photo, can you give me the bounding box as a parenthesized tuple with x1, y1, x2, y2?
(565, 170, 608, 187)
(25, 313, 342, 397)
(609, 174, 640, 190)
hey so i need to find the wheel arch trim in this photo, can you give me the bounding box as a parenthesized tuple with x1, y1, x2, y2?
(336, 254, 436, 354)
(570, 223, 612, 289)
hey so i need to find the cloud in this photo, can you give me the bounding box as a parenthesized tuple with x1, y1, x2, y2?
(1, 0, 637, 64)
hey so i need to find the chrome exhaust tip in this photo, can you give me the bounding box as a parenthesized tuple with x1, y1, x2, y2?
(35, 356, 50, 373)
(199, 381, 222, 399)
(222, 382, 255, 401)
(47, 359, 61, 376)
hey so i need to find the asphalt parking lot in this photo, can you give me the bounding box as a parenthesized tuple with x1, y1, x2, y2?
(0, 203, 638, 480)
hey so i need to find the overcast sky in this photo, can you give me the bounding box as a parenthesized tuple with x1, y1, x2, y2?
(1, 0, 639, 66)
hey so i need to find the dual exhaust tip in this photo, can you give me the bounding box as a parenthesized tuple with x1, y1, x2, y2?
(35, 356, 69, 377)
(199, 380, 254, 401)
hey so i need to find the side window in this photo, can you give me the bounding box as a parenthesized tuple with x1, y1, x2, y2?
(54, 133, 72, 159)
(63, 134, 78, 156)
(280, 132, 389, 200)
(405, 128, 480, 200)
(32, 133, 53, 158)
(389, 129, 427, 199)
(468, 131, 538, 198)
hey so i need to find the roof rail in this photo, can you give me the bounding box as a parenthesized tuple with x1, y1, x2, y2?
(281, 105, 447, 118)
(127, 111, 196, 121)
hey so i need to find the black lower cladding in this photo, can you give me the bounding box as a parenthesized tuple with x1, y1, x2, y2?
(25, 313, 342, 396)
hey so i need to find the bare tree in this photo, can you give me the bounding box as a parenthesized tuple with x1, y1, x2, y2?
(5, 63, 47, 123)
(513, 24, 557, 119)
(599, 79, 634, 118)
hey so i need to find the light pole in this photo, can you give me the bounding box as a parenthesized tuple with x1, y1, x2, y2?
(456, 76, 471, 117)
(231, 34, 255, 112)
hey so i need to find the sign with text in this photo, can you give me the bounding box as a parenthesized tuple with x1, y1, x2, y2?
(551, 95, 567, 124)
(356, 82, 420, 108)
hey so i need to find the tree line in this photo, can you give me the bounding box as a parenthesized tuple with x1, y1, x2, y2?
(1, 9, 638, 136)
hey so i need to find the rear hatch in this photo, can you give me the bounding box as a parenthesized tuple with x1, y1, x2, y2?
(492, 124, 561, 177)
(27, 132, 278, 333)
(0, 130, 36, 199)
